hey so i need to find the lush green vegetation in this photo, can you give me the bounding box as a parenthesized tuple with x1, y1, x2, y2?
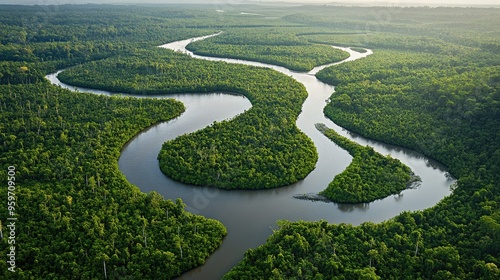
(0, 81, 230, 278)
(225, 5, 500, 280)
(187, 28, 350, 71)
(0, 4, 228, 86)
(1, 3, 500, 279)
(59, 47, 318, 189)
(317, 49, 499, 182)
(316, 123, 416, 203)
(224, 217, 500, 279)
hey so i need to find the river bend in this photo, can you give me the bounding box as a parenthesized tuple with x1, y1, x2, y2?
(47, 33, 454, 280)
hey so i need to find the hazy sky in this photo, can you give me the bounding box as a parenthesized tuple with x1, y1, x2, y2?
(0, 0, 498, 6)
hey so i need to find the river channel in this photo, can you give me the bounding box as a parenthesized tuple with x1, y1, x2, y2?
(47, 33, 454, 280)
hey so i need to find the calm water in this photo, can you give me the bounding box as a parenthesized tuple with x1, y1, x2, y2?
(47, 34, 454, 280)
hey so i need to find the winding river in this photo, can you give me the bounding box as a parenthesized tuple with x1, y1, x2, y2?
(47, 33, 454, 280)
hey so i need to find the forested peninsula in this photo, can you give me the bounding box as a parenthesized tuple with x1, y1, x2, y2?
(316, 123, 418, 203)
(186, 28, 350, 71)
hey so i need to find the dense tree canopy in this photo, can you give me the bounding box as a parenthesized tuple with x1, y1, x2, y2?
(0, 3, 499, 279)
(0, 81, 228, 279)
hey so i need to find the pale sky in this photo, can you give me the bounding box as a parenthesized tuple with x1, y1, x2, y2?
(0, 0, 498, 6)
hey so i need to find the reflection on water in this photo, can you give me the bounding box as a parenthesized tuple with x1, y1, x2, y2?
(337, 202, 370, 213)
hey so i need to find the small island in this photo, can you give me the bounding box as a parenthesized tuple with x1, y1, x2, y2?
(315, 123, 420, 203)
